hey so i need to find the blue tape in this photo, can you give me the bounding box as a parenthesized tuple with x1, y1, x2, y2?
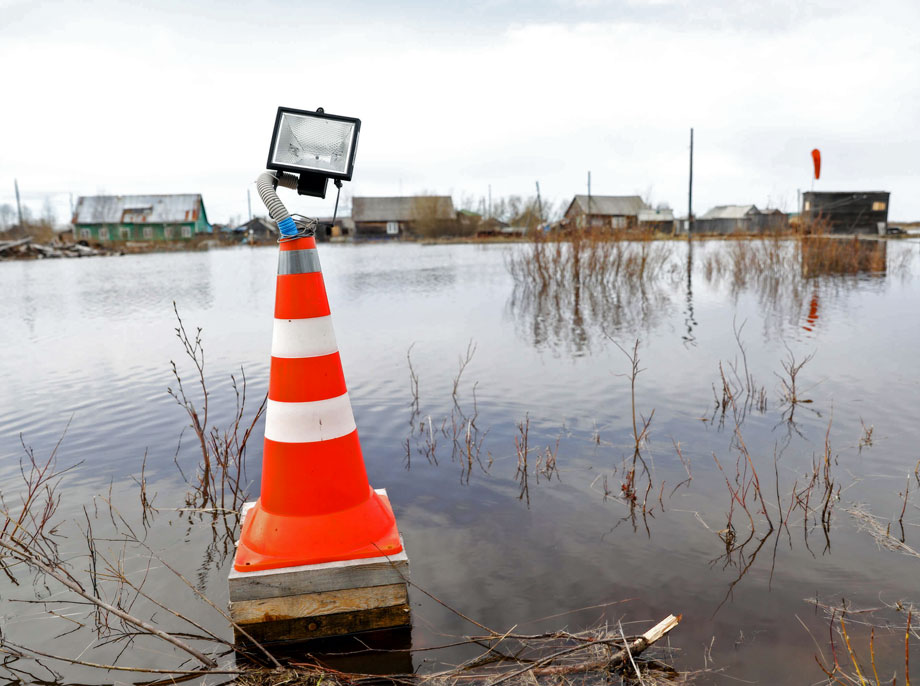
(278, 216, 297, 237)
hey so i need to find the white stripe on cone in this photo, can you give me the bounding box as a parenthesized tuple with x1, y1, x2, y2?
(265, 394, 357, 443)
(271, 316, 339, 358)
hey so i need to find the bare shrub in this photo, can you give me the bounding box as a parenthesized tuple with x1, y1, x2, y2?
(168, 302, 266, 513)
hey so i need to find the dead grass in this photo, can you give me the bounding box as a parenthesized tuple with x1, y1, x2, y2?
(508, 228, 674, 293)
(507, 230, 679, 350)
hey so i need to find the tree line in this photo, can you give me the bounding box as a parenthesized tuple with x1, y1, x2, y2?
(410, 193, 564, 239)
(0, 199, 58, 242)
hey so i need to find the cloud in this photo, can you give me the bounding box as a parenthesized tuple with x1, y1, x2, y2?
(1, 0, 919, 222)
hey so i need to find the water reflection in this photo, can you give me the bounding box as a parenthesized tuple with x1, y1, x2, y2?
(506, 236, 682, 354)
(800, 235, 887, 277)
(345, 265, 457, 298)
(2, 241, 920, 685)
(77, 254, 214, 318)
(508, 277, 676, 356)
(702, 237, 903, 338)
(683, 239, 698, 346)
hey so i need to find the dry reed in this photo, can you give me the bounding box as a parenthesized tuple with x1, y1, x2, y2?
(508, 229, 678, 351)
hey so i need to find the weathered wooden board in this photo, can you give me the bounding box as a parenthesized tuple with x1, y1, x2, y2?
(234, 603, 412, 643)
(229, 545, 409, 601)
(230, 582, 408, 624)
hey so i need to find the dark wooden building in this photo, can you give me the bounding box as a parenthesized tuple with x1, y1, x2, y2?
(759, 208, 789, 233)
(802, 191, 890, 234)
(235, 217, 278, 243)
(352, 196, 455, 239)
(562, 195, 647, 231)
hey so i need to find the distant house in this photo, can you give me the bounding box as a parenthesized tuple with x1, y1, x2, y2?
(802, 191, 890, 234)
(352, 196, 455, 239)
(73, 194, 211, 242)
(758, 208, 789, 232)
(638, 208, 676, 233)
(563, 195, 648, 230)
(458, 209, 483, 234)
(475, 217, 510, 237)
(235, 217, 278, 243)
(695, 205, 761, 234)
(314, 216, 355, 241)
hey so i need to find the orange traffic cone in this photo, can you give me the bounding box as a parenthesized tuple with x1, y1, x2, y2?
(234, 234, 403, 572)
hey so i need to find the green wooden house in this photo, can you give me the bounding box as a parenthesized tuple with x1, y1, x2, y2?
(72, 194, 212, 242)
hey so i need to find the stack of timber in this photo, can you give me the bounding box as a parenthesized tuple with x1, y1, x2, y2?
(0, 237, 117, 260)
(229, 497, 410, 644)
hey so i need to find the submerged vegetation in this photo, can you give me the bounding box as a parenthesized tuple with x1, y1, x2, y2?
(507, 229, 679, 351)
(507, 224, 914, 348)
(1, 234, 918, 684)
(0, 312, 694, 686)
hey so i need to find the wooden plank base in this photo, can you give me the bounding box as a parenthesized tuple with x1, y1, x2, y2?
(234, 604, 412, 645)
(229, 491, 411, 641)
(231, 583, 408, 625)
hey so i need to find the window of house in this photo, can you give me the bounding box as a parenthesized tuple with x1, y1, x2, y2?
(611, 216, 626, 229)
(98, 227, 109, 240)
(120, 227, 131, 240)
(804, 201, 811, 210)
(164, 226, 173, 239)
(143, 227, 153, 239)
(590, 217, 604, 227)
(181, 226, 192, 238)
(80, 228, 91, 240)
(386, 221, 399, 235)
(872, 201, 887, 211)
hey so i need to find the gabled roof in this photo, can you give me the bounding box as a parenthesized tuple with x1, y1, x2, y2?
(701, 205, 759, 220)
(74, 194, 205, 224)
(352, 196, 455, 222)
(234, 217, 277, 233)
(567, 195, 647, 217)
(638, 208, 675, 222)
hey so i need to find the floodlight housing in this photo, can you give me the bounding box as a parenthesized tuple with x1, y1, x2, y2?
(267, 107, 361, 184)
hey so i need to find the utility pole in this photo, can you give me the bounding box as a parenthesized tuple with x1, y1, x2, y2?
(535, 181, 543, 223)
(14, 179, 23, 228)
(488, 184, 492, 219)
(587, 171, 592, 222)
(247, 189, 252, 221)
(687, 128, 694, 237)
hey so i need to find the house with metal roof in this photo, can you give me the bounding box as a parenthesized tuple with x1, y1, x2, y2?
(563, 195, 648, 230)
(638, 208, 676, 233)
(352, 196, 455, 239)
(72, 194, 211, 243)
(695, 205, 762, 234)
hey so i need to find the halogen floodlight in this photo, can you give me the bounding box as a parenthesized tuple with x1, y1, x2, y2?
(266, 106, 361, 198)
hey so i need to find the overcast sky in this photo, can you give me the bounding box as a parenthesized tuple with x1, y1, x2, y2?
(1, 0, 918, 225)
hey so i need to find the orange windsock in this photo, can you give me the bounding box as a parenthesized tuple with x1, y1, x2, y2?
(811, 149, 821, 180)
(234, 235, 403, 572)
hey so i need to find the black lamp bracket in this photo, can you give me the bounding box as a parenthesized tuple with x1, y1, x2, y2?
(296, 171, 329, 199)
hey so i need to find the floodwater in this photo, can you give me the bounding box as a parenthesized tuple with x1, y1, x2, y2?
(1, 237, 919, 684)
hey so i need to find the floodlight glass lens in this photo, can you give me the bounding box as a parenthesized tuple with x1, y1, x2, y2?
(272, 113, 355, 175)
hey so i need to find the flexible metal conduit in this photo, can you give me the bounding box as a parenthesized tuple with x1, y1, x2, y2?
(256, 171, 300, 237)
